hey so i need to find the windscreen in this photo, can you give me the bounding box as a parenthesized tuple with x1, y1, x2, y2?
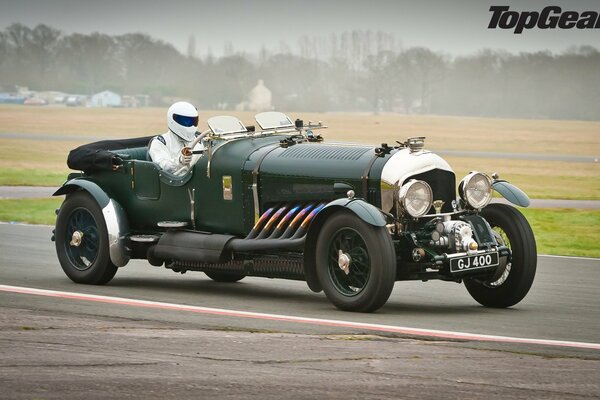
(207, 116, 247, 135)
(255, 111, 294, 130)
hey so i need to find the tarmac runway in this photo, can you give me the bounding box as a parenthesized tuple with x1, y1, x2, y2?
(0, 223, 599, 398)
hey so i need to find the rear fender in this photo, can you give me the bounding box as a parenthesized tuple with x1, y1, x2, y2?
(303, 198, 387, 293)
(54, 179, 110, 207)
(54, 179, 130, 267)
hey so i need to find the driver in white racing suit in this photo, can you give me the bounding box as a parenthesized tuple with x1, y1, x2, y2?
(148, 101, 205, 175)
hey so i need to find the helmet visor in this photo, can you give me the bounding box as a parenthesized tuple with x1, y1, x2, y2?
(173, 114, 199, 127)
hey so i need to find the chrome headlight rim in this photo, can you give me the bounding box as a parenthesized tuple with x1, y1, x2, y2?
(459, 171, 493, 209)
(398, 179, 433, 218)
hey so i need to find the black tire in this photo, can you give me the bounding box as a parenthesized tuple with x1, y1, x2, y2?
(464, 203, 536, 308)
(55, 191, 118, 285)
(204, 271, 246, 283)
(315, 211, 396, 312)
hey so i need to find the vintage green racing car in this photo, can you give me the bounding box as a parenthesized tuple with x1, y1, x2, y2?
(52, 112, 536, 312)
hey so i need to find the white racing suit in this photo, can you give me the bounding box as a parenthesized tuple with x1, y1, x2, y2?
(148, 130, 205, 175)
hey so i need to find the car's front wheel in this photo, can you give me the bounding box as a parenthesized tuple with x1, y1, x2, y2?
(315, 211, 396, 312)
(55, 191, 117, 285)
(464, 203, 537, 308)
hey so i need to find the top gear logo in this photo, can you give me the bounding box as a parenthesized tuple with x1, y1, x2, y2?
(488, 6, 600, 34)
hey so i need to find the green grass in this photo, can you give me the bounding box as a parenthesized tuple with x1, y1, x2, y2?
(0, 198, 62, 225)
(0, 199, 597, 258)
(0, 168, 68, 186)
(520, 208, 600, 258)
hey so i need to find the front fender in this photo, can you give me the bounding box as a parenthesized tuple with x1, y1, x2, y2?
(54, 179, 130, 267)
(320, 198, 387, 227)
(303, 198, 388, 293)
(492, 179, 530, 207)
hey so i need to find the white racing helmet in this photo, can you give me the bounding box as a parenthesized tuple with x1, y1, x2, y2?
(167, 101, 199, 142)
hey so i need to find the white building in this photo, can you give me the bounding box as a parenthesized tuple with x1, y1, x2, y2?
(90, 90, 122, 107)
(248, 80, 272, 112)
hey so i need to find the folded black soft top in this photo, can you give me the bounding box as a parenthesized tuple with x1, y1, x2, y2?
(67, 136, 153, 173)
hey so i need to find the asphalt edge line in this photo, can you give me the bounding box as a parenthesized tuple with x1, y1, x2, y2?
(1, 284, 599, 351)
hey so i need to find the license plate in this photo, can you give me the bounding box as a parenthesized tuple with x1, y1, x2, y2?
(450, 252, 499, 273)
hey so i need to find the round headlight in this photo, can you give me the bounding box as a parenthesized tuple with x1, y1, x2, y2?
(398, 180, 433, 217)
(459, 172, 492, 209)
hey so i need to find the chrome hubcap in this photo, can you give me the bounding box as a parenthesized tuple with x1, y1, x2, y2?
(70, 230, 84, 247)
(338, 250, 351, 275)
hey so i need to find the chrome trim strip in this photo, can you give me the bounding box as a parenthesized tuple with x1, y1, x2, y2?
(252, 182, 260, 224)
(445, 248, 499, 259)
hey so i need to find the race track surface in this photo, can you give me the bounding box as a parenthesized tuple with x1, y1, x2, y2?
(1, 223, 599, 398)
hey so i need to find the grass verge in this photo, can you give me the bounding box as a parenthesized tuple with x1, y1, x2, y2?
(520, 208, 600, 258)
(0, 168, 68, 186)
(0, 198, 62, 225)
(0, 199, 597, 258)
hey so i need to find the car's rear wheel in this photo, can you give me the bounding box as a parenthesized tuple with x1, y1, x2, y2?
(315, 211, 396, 312)
(204, 271, 246, 283)
(464, 203, 536, 308)
(55, 191, 117, 285)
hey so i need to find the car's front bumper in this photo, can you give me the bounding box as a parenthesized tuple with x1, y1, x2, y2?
(433, 246, 511, 277)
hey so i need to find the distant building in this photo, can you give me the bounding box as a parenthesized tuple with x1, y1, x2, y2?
(235, 80, 273, 111)
(248, 80, 272, 112)
(90, 90, 122, 107)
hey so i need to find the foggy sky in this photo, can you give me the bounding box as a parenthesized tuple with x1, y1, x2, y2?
(0, 0, 598, 56)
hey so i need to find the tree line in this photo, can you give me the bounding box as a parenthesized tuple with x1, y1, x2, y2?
(0, 23, 598, 120)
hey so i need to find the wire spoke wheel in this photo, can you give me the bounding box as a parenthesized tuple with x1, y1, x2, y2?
(65, 208, 100, 271)
(464, 204, 537, 308)
(55, 192, 118, 285)
(315, 211, 396, 312)
(327, 228, 370, 296)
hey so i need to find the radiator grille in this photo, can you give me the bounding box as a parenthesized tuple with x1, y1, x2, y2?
(408, 169, 456, 214)
(278, 144, 372, 161)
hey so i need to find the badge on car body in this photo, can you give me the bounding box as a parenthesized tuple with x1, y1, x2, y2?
(223, 175, 233, 200)
(433, 200, 444, 214)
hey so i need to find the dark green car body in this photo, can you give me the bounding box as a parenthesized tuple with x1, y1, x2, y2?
(53, 116, 537, 312)
(67, 136, 390, 236)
